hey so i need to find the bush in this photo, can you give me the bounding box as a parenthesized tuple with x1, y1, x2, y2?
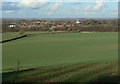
(19, 29, 25, 35)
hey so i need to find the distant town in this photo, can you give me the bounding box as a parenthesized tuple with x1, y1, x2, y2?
(2, 18, 118, 33)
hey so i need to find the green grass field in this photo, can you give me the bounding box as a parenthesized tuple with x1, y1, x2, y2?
(2, 31, 66, 40)
(2, 32, 46, 40)
(2, 32, 118, 82)
(2, 32, 20, 40)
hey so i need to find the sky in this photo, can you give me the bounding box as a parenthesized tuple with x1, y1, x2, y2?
(1, 0, 118, 18)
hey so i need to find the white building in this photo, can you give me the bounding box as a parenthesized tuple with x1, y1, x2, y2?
(9, 24, 16, 28)
(76, 20, 80, 24)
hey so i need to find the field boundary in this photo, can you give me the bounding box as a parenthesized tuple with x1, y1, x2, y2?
(27, 31, 75, 35)
(0, 35, 27, 43)
(1, 31, 116, 43)
(1, 32, 72, 43)
(1, 32, 76, 43)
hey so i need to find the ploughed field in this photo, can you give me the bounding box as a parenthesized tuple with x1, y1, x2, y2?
(2, 32, 118, 82)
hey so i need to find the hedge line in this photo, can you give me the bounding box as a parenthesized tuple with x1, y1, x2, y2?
(0, 35, 27, 43)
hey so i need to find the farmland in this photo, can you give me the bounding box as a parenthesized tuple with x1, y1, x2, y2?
(2, 31, 46, 40)
(2, 31, 66, 41)
(2, 32, 20, 41)
(2, 32, 118, 82)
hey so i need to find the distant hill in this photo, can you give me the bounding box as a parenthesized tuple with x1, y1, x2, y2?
(2, 18, 118, 21)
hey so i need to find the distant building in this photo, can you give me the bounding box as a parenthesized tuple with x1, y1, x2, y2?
(28, 25, 32, 28)
(9, 24, 16, 28)
(71, 24, 74, 26)
(51, 25, 64, 29)
(20, 25, 26, 28)
(37, 21, 40, 25)
(76, 20, 80, 24)
(57, 25, 64, 27)
(51, 25, 56, 28)
(66, 25, 70, 27)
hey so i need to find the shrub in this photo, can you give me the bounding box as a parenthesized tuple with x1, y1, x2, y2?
(19, 29, 25, 35)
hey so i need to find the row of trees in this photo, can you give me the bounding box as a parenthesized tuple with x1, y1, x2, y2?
(52, 26, 118, 32)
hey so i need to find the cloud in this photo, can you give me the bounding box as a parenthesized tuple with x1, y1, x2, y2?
(76, 7, 80, 10)
(84, 0, 105, 15)
(71, 2, 81, 5)
(18, 0, 49, 9)
(84, 5, 92, 11)
(113, 11, 118, 15)
(84, 12, 89, 15)
(84, 11, 96, 15)
(2, 2, 20, 11)
(84, 0, 105, 12)
(9, 4, 15, 6)
(47, 12, 53, 15)
(5, 10, 14, 13)
(50, 2, 63, 11)
(94, 0, 105, 11)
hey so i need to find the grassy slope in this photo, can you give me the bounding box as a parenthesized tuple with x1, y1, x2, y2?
(2, 32, 46, 40)
(2, 32, 19, 40)
(3, 33, 118, 70)
(2, 31, 65, 40)
(3, 62, 118, 82)
(25, 31, 66, 34)
(2, 32, 118, 82)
